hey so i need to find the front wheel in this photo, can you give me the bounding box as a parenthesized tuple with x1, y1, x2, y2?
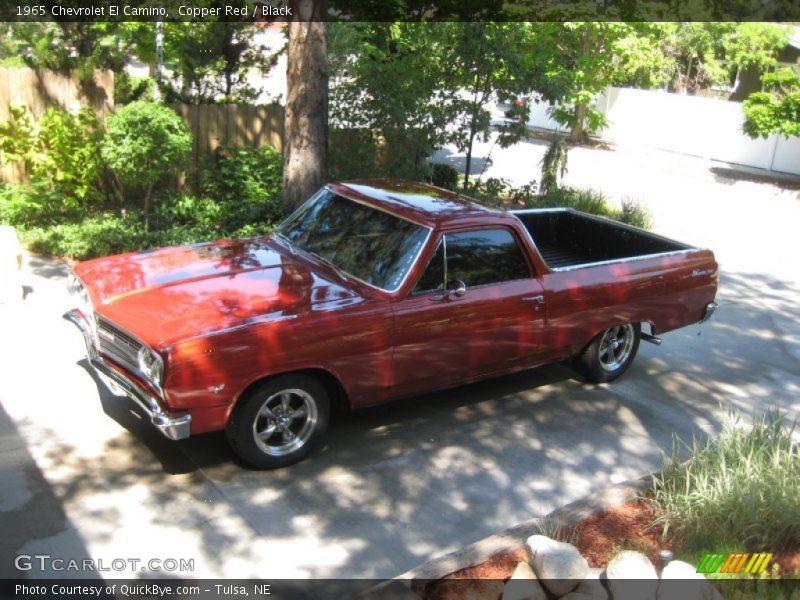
(226, 374, 330, 469)
(576, 323, 641, 383)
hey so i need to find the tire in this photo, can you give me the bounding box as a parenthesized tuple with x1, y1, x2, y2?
(576, 323, 641, 383)
(226, 374, 330, 469)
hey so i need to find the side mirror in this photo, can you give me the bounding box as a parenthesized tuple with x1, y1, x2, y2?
(448, 279, 466, 298)
(429, 279, 467, 302)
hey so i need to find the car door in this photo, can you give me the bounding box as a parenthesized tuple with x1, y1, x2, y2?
(390, 227, 546, 398)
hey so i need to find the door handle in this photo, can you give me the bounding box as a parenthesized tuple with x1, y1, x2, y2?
(522, 295, 545, 303)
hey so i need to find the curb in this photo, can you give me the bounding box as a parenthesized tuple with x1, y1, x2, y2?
(363, 472, 655, 598)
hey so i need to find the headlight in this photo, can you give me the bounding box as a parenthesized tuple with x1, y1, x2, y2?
(137, 346, 164, 386)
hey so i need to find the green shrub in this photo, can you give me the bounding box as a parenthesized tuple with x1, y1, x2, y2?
(428, 163, 460, 191)
(22, 213, 157, 260)
(114, 72, 156, 105)
(540, 137, 568, 195)
(618, 198, 653, 230)
(199, 145, 284, 227)
(536, 186, 616, 217)
(330, 128, 430, 182)
(102, 101, 192, 229)
(651, 408, 800, 552)
(464, 177, 512, 207)
(0, 105, 106, 207)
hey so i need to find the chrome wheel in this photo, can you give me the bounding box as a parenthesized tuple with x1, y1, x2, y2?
(598, 325, 636, 371)
(252, 388, 318, 457)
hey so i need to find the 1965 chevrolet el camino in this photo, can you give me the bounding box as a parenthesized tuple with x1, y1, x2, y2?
(65, 180, 718, 468)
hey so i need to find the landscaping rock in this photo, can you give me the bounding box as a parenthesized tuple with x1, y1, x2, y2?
(501, 561, 547, 600)
(605, 551, 658, 600)
(573, 567, 609, 599)
(525, 535, 589, 597)
(657, 560, 718, 600)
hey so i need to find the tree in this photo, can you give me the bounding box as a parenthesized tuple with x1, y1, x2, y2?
(539, 22, 666, 143)
(283, 0, 328, 209)
(102, 102, 192, 230)
(656, 23, 788, 96)
(437, 23, 553, 189)
(329, 23, 457, 180)
(330, 23, 553, 190)
(743, 67, 800, 138)
(123, 22, 280, 104)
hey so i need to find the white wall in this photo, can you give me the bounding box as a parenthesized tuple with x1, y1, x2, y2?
(526, 87, 800, 176)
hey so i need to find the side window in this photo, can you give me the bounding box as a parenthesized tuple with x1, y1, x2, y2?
(447, 229, 530, 287)
(412, 240, 444, 295)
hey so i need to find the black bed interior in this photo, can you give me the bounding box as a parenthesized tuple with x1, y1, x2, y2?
(515, 210, 690, 269)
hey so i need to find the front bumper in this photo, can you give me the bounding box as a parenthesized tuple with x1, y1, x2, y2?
(63, 309, 191, 441)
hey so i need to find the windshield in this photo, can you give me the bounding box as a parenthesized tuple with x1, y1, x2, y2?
(277, 189, 431, 292)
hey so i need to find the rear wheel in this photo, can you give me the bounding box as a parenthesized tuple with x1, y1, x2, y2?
(577, 323, 641, 383)
(226, 374, 330, 469)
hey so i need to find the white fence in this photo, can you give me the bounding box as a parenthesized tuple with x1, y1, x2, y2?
(525, 86, 800, 176)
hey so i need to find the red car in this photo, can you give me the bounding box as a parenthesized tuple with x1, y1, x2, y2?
(65, 180, 718, 468)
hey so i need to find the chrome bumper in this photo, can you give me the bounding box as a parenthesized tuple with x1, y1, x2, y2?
(700, 301, 718, 323)
(63, 309, 191, 441)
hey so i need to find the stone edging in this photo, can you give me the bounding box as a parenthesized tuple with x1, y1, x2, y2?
(363, 472, 654, 598)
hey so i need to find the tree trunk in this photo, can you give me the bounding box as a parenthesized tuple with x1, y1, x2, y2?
(462, 28, 486, 192)
(569, 103, 588, 143)
(282, 0, 328, 210)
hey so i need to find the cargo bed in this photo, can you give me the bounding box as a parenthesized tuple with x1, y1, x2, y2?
(512, 208, 692, 270)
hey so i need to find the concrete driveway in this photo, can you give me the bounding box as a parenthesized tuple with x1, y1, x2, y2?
(1, 145, 798, 580)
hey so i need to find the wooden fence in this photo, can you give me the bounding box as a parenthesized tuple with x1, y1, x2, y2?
(170, 103, 284, 172)
(1, 68, 115, 184)
(0, 69, 285, 184)
(0, 67, 115, 122)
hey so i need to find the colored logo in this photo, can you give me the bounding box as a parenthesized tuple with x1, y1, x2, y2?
(697, 552, 773, 574)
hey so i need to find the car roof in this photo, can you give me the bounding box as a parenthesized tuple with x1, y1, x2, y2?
(328, 179, 503, 229)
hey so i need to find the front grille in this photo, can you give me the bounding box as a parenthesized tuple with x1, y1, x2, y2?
(95, 316, 143, 377)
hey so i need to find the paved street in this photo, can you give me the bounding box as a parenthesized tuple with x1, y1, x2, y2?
(1, 144, 798, 580)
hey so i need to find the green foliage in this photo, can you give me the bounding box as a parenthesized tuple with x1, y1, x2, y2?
(0, 184, 61, 227)
(654, 23, 789, 95)
(102, 101, 191, 229)
(651, 408, 800, 552)
(103, 101, 191, 190)
(330, 22, 552, 188)
(0, 105, 106, 208)
(428, 163, 460, 191)
(14, 141, 285, 261)
(539, 137, 569, 195)
(22, 212, 156, 260)
(114, 72, 156, 104)
(464, 177, 513, 207)
(743, 67, 800, 139)
(536, 22, 647, 141)
(329, 128, 430, 182)
(535, 186, 616, 217)
(617, 199, 653, 230)
(150, 22, 281, 103)
(0, 23, 132, 84)
(194, 145, 285, 229)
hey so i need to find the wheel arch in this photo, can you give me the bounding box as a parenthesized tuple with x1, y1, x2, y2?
(226, 367, 351, 422)
(581, 319, 646, 353)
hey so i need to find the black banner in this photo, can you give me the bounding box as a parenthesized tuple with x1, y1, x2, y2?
(1, 0, 799, 22)
(2, 578, 799, 600)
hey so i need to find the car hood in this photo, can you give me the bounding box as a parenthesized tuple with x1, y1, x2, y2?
(74, 236, 364, 348)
